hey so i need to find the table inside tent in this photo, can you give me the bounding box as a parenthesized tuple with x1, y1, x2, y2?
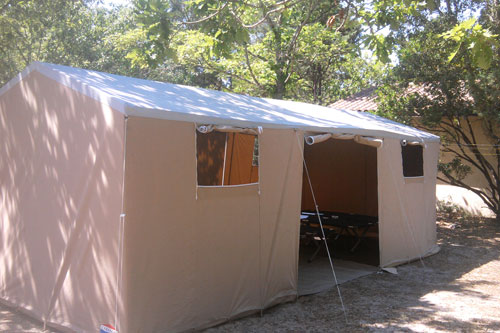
(300, 211, 378, 261)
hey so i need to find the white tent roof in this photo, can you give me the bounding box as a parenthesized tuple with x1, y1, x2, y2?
(2, 62, 439, 142)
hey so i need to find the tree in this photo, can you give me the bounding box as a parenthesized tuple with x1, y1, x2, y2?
(0, 1, 151, 86)
(284, 22, 383, 105)
(345, 0, 496, 68)
(128, 0, 378, 102)
(376, 0, 500, 219)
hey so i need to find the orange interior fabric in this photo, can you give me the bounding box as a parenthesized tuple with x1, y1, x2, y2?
(224, 133, 259, 185)
(196, 131, 226, 185)
(301, 138, 378, 216)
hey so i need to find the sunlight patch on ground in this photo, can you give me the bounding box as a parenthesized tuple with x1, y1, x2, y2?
(421, 291, 481, 320)
(436, 184, 494, 217)
(416, 260, 500, 328)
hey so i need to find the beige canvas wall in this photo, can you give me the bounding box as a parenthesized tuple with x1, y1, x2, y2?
(0, 71, 125, 331)
(121, 118, 303, 332)
(378, 138, 439, 267)
(258, 129, 303, 307)
(301, 139, 378, 216)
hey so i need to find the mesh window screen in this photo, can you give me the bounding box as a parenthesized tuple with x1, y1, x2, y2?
(402, 144, 423, 177)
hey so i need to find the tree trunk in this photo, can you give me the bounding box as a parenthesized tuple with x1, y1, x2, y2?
(274, 67, 286, 99)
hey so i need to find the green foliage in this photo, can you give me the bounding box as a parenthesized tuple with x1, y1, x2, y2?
(376, 84, 414, 124)
(353, 0, 496, 69)
(439, 157, 472, 181)
(441, 17, 498, 69)
(436, 199, 473, 220)
(127, 0, 375, 101)
(289, 22, 384, 104)
(356, 0, 421, 64)
(130, 0, 178, 67)
(0, 0, 88, 84)
(376, 0, 500, 218)
(0, 1, 144, 85)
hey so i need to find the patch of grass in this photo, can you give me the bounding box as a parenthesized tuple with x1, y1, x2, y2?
(437, 199, 477, 224)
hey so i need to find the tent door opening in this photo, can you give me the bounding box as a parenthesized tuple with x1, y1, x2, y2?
(298, 137, 379, 295)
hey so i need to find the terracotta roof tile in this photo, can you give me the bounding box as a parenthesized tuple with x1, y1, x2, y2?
(329, 84, 430, 111)
(329, 87, 378, 111)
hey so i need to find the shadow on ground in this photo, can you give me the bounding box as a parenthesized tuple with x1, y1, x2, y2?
(206, 216, 500, 332)
(0, 215, 498, 332)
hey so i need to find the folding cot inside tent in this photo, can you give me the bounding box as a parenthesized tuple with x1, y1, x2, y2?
(300, 136, 379, 263)
(0, 62, 440, 333)
(300, 132, 440, 262)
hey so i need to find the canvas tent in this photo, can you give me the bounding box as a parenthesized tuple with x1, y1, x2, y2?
(0, 62, 440, 332)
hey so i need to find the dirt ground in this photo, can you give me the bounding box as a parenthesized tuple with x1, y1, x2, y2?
(1, 214, 499, 332)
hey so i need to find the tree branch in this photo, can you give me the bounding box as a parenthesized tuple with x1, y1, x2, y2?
(181, 3, 228, 25)
(243, 43, 263, 89)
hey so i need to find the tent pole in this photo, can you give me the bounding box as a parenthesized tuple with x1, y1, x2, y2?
(296, 132, 349, 324)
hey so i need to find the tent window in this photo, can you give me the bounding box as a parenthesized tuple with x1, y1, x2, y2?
(197, 131, 259, 186)
(402, 145, 423, 177)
